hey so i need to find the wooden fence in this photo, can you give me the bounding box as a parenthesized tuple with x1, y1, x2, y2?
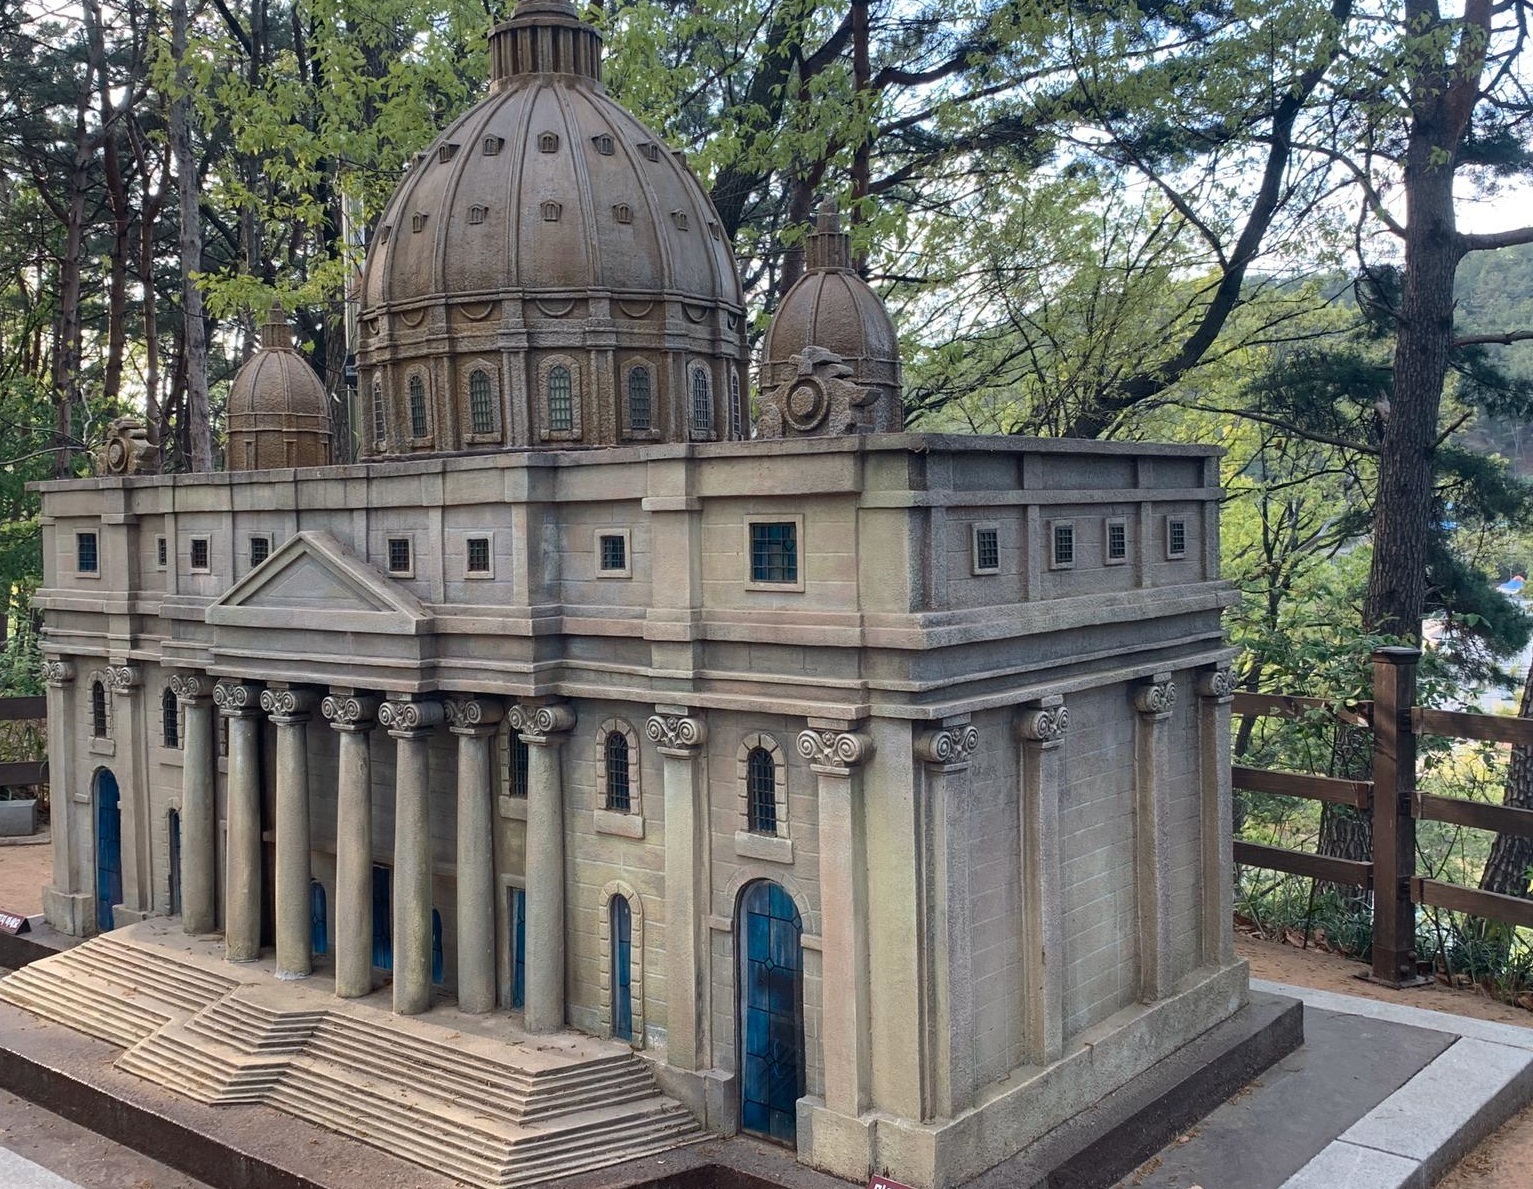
(1234, 646, 1533, 987)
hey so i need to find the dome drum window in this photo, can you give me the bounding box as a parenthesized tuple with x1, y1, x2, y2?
(371, 381, 387, 448)
(540, 358, 581, 440)
(465, 366, 500, 441)
(624, 363, 654, 435)
(689, 365, 713, 438)
(407, 374, 432, 444)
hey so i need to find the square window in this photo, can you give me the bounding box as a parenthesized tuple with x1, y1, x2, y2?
(1167, 517, 1188, 559)
(76, 532, 99, 574)
(1105, 518, 1129, 565)
(155, 535, 168, 569)
(387, 537, 413, 575)
(249, 535, 271, 568)
(972, 525, 1000, 575)
(1050, 521, 1075, 570)
(749, 520, 799, 585)
(596, 530, 630, 578)
(466, 536, 492, 575)
(189, 537, 211, 572)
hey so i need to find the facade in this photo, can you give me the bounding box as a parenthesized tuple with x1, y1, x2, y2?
(22, 4, 1247, 1186)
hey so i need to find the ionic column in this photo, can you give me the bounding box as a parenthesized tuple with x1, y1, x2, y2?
(798, 724, 875, 1117)
(1134, 675, 1177, 1001)
(172, 674, 217, 935)
(323, 692, 378, 999)
(40, 661, 84, 932)
(262, 686, 317, 979)
(915, 719, 979, 1119)
(1017, 698, 1069, 1065)
(107, 665, 147, 917)
(446, 696, 504, 1014)
(216, 681, 264, 963)
(645, 709, 707, 1069)
(510, 701, 576, 1033)
(379, 697, 445, 1015)
(1196, 668, 1236, 968)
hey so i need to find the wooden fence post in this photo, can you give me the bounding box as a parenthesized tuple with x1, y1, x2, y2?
(1370, 646, 1428, 987)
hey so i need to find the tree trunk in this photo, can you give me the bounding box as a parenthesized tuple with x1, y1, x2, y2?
(1480, 655, 1533, 897)
(171, 0, 212, 471)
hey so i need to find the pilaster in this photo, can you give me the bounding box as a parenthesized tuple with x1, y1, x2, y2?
(40, 660, 90, 935)
(1196, 668, 1235, 967)
(1017, 697, 1069, 1064)
(1134, 674, 1177, 1000)
(106, 664, 149, 922)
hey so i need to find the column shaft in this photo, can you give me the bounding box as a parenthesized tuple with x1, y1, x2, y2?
(43, 664, 77, 897)
(515, 702, 575, 1034)
(326, 693, 378, 1000)
(218, 682, 264, 964)
(1196, 670, 1235, 968)
(449, 697, 503, 1015)
(176, 678, 217, 935)
(264, 688, 316, 979)
(1018, 699, 1068, 1065)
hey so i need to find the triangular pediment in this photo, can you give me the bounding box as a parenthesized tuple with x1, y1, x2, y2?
(206, 530, 432, 635)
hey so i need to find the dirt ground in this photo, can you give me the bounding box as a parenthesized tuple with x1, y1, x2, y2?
(4, 839, 1532, 1186)
(1236, 933, 1533, 1188)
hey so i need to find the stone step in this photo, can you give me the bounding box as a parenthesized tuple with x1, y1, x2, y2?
(119, 1021, 288, 1104)
(187, 996, 325, 1052)
(502, 1110, 703, 1188)
(72, 938, 236, 1010)
(0, 962, 166, 1047)
(305, 1022, 656, 1120)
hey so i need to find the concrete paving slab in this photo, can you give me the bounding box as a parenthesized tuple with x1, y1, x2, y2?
(1116, 1008, 1453, 1189)
(1251, 977, 1533, 1052)
(0, 1148, 81, 1189)
(1281, 1141, 1422, 1189)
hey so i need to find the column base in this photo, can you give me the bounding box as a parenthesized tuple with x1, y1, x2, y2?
(111, 906, 154, 929)
(276, 969, 312, 982)
(41, 887, 92, 937)
(645, 1058, 739, 1136)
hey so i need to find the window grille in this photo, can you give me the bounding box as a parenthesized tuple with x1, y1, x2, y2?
(605, 732, 631, 812)
(249, 536, 270, 567)
(469, 369, 496, 434)
(372, 381, 386, 443)
(690, 367, 712, 431)
(1107, 520, 1128, 562)
(747, 747, 777, 834)
(91, 681, 107, 737)
(548, 366, 573, 431)
(729, 370, 742, 438)
(974, 528, 999, 572)
(509, 735, 530, 798)
(599, 534, 627, 572)
(408, 376, 428, 438)
(77, 533, 98, 573)
(627, 366, 651, 431)
(387, 537, 412, 574)
(1167, 518, 1188, 558)
(467, 536, 491, 574)
(190, 537, 210, 571)
(162, 688, 179, 748)
(1052, 523, 1075, 569)
(156, 536, 167, 568)
(750, 522, 797, 584)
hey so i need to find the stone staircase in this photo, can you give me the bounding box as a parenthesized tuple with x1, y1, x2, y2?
(1, 930, 705, 1187)
(0, 932, 237, 1047)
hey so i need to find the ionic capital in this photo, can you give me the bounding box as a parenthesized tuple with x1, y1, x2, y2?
(914, 722, 979, 767)
(1134, 675, 1177, 719)
(106, 665, 141, 695)
(322, 693, 379, 732)
(445, 696, 505, 735)
(1195, 667, 1235, 703)
(214, 681, 263, 716)
(379, 698, 446, 737)
(797, 727, 874, 774)
(1017, 697, 1070, 746)
(645, 712, 707, 753)
(169, 672, 214, 705)
(41, 660, 75, 687)
(260, 687, 317, 723)
(508, 700, 576, 742)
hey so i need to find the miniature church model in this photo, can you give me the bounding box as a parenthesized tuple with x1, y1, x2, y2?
(6, 4, 1247, 1186)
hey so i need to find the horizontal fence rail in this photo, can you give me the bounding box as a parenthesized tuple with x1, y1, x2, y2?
(1233, 647, 1533, 987)
(0, 695, 47, 792)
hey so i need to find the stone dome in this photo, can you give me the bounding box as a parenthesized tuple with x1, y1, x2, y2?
(227, 305, 333, 471)
(357, 0, 748, 454)
(756, 204, 903, 437)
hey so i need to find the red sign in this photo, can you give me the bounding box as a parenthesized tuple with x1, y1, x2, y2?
(869, 1178, 916, 1189)
(0, 908, 31, 935)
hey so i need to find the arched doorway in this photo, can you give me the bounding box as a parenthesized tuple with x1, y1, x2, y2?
(737, 880, 804, 1145)
(610, 895, 633, 1041)
(94, 769, 123, 933)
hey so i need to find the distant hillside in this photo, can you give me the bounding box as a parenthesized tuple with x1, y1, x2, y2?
(1456, 242, 1533, 474)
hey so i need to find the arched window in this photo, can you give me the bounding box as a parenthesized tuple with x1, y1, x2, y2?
(372, 380, 385, 443)
(690, 366, 712, 432)
(311, 880, 329, 956)
(469, 369, 496, 435)
(610, 895, 633, 1041)
(161, 687, 179, 749)
(408, 375, 429, 438)
(627, 366, 651, 432)
(91, 681, 107, 738)
(605, 731, 631, 812)
(548, 366, 573, 431)
(747, 747, 777, 834)
(729, 369, 743, 439)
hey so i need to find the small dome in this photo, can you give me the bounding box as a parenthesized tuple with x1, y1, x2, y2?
(226, 305, 332, 471)
(357, 0, 748, 453)
(757, 205, 903, 437)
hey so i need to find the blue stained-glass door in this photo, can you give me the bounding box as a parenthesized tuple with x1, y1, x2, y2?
(431, 909, 444, 985)
(311, 880, 329, 956)
(611, 897, 632, 1041)
(738, 881, 803, 1144)
(167, 809, 182, 917)
(509, 887, 526, 1009)
(94, 770, 123, 932)
(371, 865, 392, 969)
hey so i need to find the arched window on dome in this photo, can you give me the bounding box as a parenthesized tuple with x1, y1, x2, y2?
(407, 375, 430, 440)
(627, 365, 652, 433)
(548, 366, 573, 432)
(729, 369, 743, 439)
(469, 369, 497, 436)
(371, 380, 386, 446)
(689, 365, 713, 435)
